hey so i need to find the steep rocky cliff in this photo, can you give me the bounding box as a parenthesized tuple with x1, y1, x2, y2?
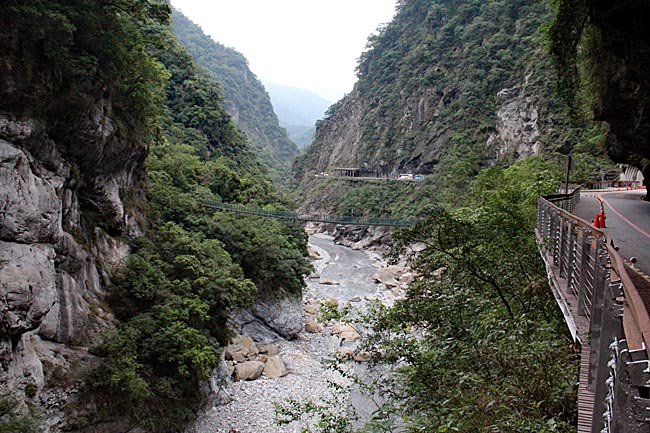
(0, 1, 166, 427)
(295, 0, 601, 215)
(548, 0, 650, 191)
(172, 9, 298, 184)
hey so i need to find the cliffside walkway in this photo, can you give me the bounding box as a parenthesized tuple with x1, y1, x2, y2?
(537, 188, 650, 433)
(203, 201, 418, 227)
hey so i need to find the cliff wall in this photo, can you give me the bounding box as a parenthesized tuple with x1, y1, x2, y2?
(0, 2, 165, 428)
(295, 0, 599, 216)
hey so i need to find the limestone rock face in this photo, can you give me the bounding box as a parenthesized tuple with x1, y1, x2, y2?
(333, 225, 392, 251)
(0, 140, 62, 244)
(0, 108, 144, 425)
(0, 242, 57, 337)
(231, 294, 304, 341)
(487, 81, 541, 160)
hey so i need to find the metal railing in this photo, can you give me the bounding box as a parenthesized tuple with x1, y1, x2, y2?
(544, 185, 582, 213)
(537, 194, 650, 432)
(203, 201, 419, 227)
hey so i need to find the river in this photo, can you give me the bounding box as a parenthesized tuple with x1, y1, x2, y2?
(189, 234, 397, 433)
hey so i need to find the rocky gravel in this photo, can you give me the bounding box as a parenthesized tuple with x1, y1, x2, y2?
(188, 234, 408, 433)
(188, 330, 347, 433)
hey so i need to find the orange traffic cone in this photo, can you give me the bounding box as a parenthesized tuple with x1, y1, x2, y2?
(600, 211, 606, 228)
(593, 213, 601, 228)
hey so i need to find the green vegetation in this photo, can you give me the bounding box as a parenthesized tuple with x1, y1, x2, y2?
(0, 0, 169, 158)
(11, 6, 312, 432)
(171, 9, 298, 185)
(545, 0, 650, 189)
(297, 0, 614, 218)
(369, 159, 577, 432)
(0, 397, 43, 433)
(544, 0, 590, 115)
(286, 159, 577, 432)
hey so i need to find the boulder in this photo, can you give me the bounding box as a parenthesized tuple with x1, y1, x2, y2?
(239, 336, 259, 358)
(383, 279, 400, 289)
(304, 320, 324, 333)
(307, 246, 321, 260)
(354, 351, 372, 363)
(225, 344, 246, 363)
(231, 293, 304, 341)
(250, 296, 303, 340)
(234, 361, 265, 381)
(372, 266, 407, 284)
(336, 347, 355, 359)
(319, 278, 340, 285)
(399, 272, 415, 284)
(257, 343, 280, 356)
(340, 330, 361, 342)
(325, 298, 339, 307)
(304, 222, 318, 235)
(303, 306, 319, 315)
(263, 355, 287, 379)
(331, 323, 357, 335)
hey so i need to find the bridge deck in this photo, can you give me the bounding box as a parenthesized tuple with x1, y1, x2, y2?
(203, 201, 418, 227)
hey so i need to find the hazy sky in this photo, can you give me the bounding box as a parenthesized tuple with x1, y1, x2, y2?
(170, 0, 397, 102)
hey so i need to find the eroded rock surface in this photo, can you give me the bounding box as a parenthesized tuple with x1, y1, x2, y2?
(231, 294, 304, 342)
(0, 103, 143, 431)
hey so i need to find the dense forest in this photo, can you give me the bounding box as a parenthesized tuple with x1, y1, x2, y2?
(83, 21, 311, 431)
(171, 9, 298, 185)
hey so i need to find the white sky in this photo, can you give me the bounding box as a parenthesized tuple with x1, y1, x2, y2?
(169, 0, 397, 102)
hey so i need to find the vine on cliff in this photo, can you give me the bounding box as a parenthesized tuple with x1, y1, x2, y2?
(544, 0, 592, 116)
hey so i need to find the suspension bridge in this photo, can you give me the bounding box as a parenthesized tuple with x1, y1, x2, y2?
(203, 201, 418, 227)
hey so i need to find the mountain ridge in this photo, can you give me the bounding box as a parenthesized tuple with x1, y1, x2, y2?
(171, 9, 298, 183)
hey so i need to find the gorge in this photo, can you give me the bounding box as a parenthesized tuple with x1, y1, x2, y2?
(1, 0, 648, 432)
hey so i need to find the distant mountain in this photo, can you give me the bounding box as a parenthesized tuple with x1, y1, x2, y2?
(262, 81, 332, 148)
(172, 9, 297, 183)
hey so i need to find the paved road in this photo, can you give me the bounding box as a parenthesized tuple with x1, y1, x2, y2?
(599, 191, 650, 277)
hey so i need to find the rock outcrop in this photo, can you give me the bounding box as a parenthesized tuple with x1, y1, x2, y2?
(230, 294, 304, 342)
(487, 79, 541, 161)
(584, 1, 650, 191)
(0, 71, 145, 429)
(294, 1, 580, 221)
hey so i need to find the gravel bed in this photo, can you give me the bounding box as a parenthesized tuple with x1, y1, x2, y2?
(188, 235, 391, 433)
(188, 331, 349, 433)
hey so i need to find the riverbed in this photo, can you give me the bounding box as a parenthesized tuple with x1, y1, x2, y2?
(188, 234, 393, 433)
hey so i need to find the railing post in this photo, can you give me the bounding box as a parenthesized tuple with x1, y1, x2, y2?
(576, 230, 592, 318)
